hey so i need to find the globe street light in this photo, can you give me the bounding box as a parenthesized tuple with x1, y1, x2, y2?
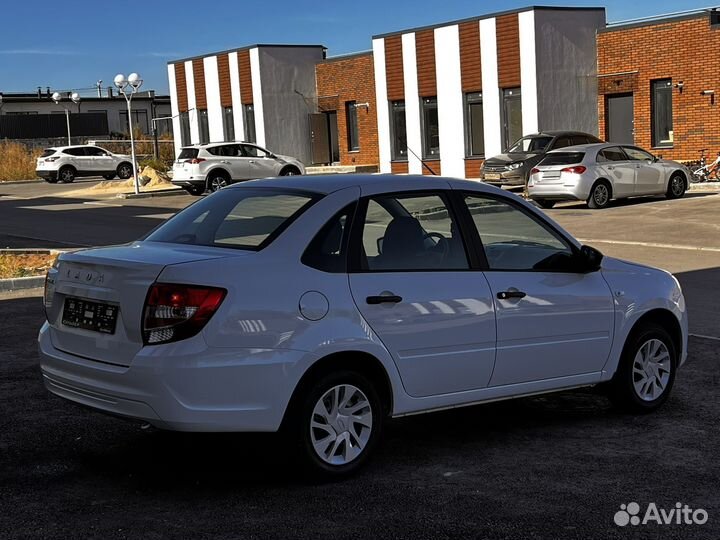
(51, 91, 81, 146)
(115, 72, 143, 194)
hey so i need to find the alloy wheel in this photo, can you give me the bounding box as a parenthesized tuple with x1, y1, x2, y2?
(118, 165, 132, 179)
(210, 177, 227, 191)
(310, 384, 373, 466)
(671, 176, 685, 197)
(632, 339, 672, 401)
(60, 169, 74, 182)
(593, 184, 609, 206)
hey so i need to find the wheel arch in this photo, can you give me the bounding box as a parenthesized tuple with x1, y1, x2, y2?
(279, 164, 301, 176)
(624, 308, 683, 362)
(205, 167, 231, 182)
(670, 169, 688, 188)
(592, 177, 613, 197)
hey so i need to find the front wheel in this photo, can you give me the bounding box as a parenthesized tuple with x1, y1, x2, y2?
(609, 323, 677, 413)
(666, 173, 686, 199)
(292, 371, 383, 479)
(280, 166, 301, 176)
(117, 163, 133, 180)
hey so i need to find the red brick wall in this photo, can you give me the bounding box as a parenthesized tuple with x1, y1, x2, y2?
(598, 15, 720, 160)
(316, 53, 379, 166)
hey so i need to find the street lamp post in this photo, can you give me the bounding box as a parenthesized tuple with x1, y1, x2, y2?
(52, 91, 81, 146)
(114, 72, 143, 195)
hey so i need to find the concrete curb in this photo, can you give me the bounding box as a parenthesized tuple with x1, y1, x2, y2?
(0, 179, 45, 186)
(115, 189, 185, 199)
(0, 275, 45, 292)
(689, 182, 720, 192)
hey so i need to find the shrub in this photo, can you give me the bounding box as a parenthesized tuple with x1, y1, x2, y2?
(0, 141, 42, 181)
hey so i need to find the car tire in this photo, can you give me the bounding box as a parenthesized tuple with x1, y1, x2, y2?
(289, 370, 383, 479)
(535, 199, 556, 209)
(587, 180, 612, 209)
(185, 186, 204, 196)
(58, 166, 75, 183)
(666, 173, 686, 199)
(608, 323, 677, 414)
(207, 171, 230, 192)
(103, 174, 117, 181)
(279, 166, 301, 176)
(117, 163, 133, 180)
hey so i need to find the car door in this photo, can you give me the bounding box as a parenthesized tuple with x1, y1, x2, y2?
(64, 147, 90, 172)
(85, 147, 113, 174)
(460, 193, 614, 386)
(242, 144, 279, 179)
(623, 146, 665, 194)
(348, 191, 497, 398)
(207, 144, 247, 181)
(596, 146, 635, 198)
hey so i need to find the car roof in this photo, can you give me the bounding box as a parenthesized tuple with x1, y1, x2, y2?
(232, 174, 510, 196)
(545, 142, 631, 153)
(51, 144, 102, 151)
(182, 141, 254, 149)
(523, 131, 599, 138)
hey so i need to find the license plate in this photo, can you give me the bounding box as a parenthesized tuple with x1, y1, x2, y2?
(484, 172, 501, 180)
(62, 297, 118, 334)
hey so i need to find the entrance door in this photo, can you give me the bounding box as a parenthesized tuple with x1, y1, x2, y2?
(310, 112, 340, 165)
(606, 94, 634, 144)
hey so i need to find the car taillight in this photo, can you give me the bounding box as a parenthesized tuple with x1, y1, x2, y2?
(561, 166, 587, 174)
(185, 158, 206, 164)
(45, 157, 60, 162)
(530, 167, 540, 175)
(142, 284, 226, 345)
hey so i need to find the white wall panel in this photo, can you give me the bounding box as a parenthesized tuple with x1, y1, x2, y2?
(184, 60, 199, 144)
(402, 32, 422, 174)
(203, 56, 224, 142)
(167, 64, 181, 156)
(249, 47, 266, 147)
(228, 51, 245, 142)
(479, 19, 501, 157)
(372, 38, 391, 174)
(519, 10, 539, 135)
(434, 25, 465, 178)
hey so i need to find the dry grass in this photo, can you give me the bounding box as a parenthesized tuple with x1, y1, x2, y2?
(0, 253, 57, 279)
(0, 141, 43, 181)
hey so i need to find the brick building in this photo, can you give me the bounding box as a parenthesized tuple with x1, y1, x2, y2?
(598, 10, 720, 160)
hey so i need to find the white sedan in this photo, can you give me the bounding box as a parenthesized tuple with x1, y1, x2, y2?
(39, 174, 688, 477)
(527, 143, 691, 209)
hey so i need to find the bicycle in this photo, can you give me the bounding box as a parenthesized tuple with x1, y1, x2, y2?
(689, 149, 720, 183)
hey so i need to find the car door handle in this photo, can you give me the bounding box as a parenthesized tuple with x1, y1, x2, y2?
(497, 290, 527, 300)
(366, 295, 402, 305)
(221, 160, 230, 164)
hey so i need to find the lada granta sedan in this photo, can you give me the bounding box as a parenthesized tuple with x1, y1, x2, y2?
(39, 174, 688, 478)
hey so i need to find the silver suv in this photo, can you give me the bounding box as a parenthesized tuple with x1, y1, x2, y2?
(171, 142, 305, 196)
(36, 145, 135, 184)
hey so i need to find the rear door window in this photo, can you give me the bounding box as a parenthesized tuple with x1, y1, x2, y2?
(178, 148, 199, 160)
(41, 149, 57, 158)
(63, 147, 87, 156)
(145, 188, 319, 250)
(539, 152, 585, 167)
(552, 136, 573, 150)
(597, 147, 628, 162)
(623, 147, 654, 161)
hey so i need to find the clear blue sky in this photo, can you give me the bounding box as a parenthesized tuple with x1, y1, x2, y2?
(0, 0, 710, 95)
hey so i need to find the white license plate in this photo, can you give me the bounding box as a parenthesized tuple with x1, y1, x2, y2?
(484, 173, 501, 180)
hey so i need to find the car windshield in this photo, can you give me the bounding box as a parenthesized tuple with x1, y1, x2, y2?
(539, 152, 585, 166)
(508, 136, 553, 154)
(145, 188, 320, 250)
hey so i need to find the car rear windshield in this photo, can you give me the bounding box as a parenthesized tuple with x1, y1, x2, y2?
(145, 188, 320, 250)
(178, 148, 199, 160)
(41, 149, 57, 158)
(539, 152, 585, 166)
(508, 136, 553, 153)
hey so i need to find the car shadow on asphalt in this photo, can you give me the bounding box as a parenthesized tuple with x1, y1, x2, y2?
(549, 191, 716, 211)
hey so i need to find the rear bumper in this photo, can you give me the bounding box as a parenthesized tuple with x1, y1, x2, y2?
(38, 322, 305, 432)
(527, 182, 589, 201)
(36, 169, 57, 179)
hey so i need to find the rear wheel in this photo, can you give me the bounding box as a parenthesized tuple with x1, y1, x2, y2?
(207, 171, 230, 192)
(290, 371, 383, 479)
(117, 163, 133, 180)
(609, 323, 677, 413)
(58, 166, 75, 183)
(666, 173, 686, 199)
(535, 199, 556, 209)
(587, 180, 611, 209)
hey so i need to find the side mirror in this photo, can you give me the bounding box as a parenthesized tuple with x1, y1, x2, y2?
(580, 244, 603, 272)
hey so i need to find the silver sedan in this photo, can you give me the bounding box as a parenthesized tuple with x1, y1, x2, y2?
(527, 143, 690, 209)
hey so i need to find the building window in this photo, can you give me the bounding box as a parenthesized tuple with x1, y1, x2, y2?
(120, 109, 148, 134)
(421, 97, 440, 159)
(651, 79, 673, 147)
(465, 92, 484, 157)
(244, 104, 256, 143)
(502, 88, 522, 151)
(390, 100, 407, 161)
(346, 101, 359, 151)
(179, 112, 191, 146)
(198, 110, 209, 143)
(223, 107, 235, 142)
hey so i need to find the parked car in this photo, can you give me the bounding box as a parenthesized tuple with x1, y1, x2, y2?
(35, 145, 135, 184)
(481, 131, 603, 186)
(39, 174, 687, 478)
(171, 142, 305, 196)
(527, 143, 690, 209)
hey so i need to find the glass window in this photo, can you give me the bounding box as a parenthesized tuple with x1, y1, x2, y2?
(41, 149, 57, 158)
(421, 97, 440, 159)
(179, 112, 191, 146)
(63, 147, 86, 156)
(539, 152, 585, 166)
(244, 104, 256, 143)
(84, 147, 108, 157)
(223, 107, 235, 142)
(623, 146, 654, 161)
(302, 203, 355, 273)
(651, 79, 673, 148)
(359, 194, 468, 271)
(120, 109, 148, 134)
(146, 189, 319, 251)
(178, 148, 199, 160)
(198, 110, 210, 144)
(346, 101, 359, 152)
(464, 195, 573, 271)
(465, 92, 484, 157)
(508, 135, 552, 154)
(241, 144, 269, 158)
(503, 88, 523, 151)
(206, 144, 239, 157)
(390, 100, 407, 161)
(597, 147, 627, 162)
(552, 136, 573, 149)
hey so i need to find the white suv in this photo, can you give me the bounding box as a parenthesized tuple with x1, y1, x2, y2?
(172, 142, 305, 196)
(36, 145, 136, 184)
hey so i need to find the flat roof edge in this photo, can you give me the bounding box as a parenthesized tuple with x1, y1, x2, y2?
(600, 10, 709, 32)
(168, 44, 327, 65)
